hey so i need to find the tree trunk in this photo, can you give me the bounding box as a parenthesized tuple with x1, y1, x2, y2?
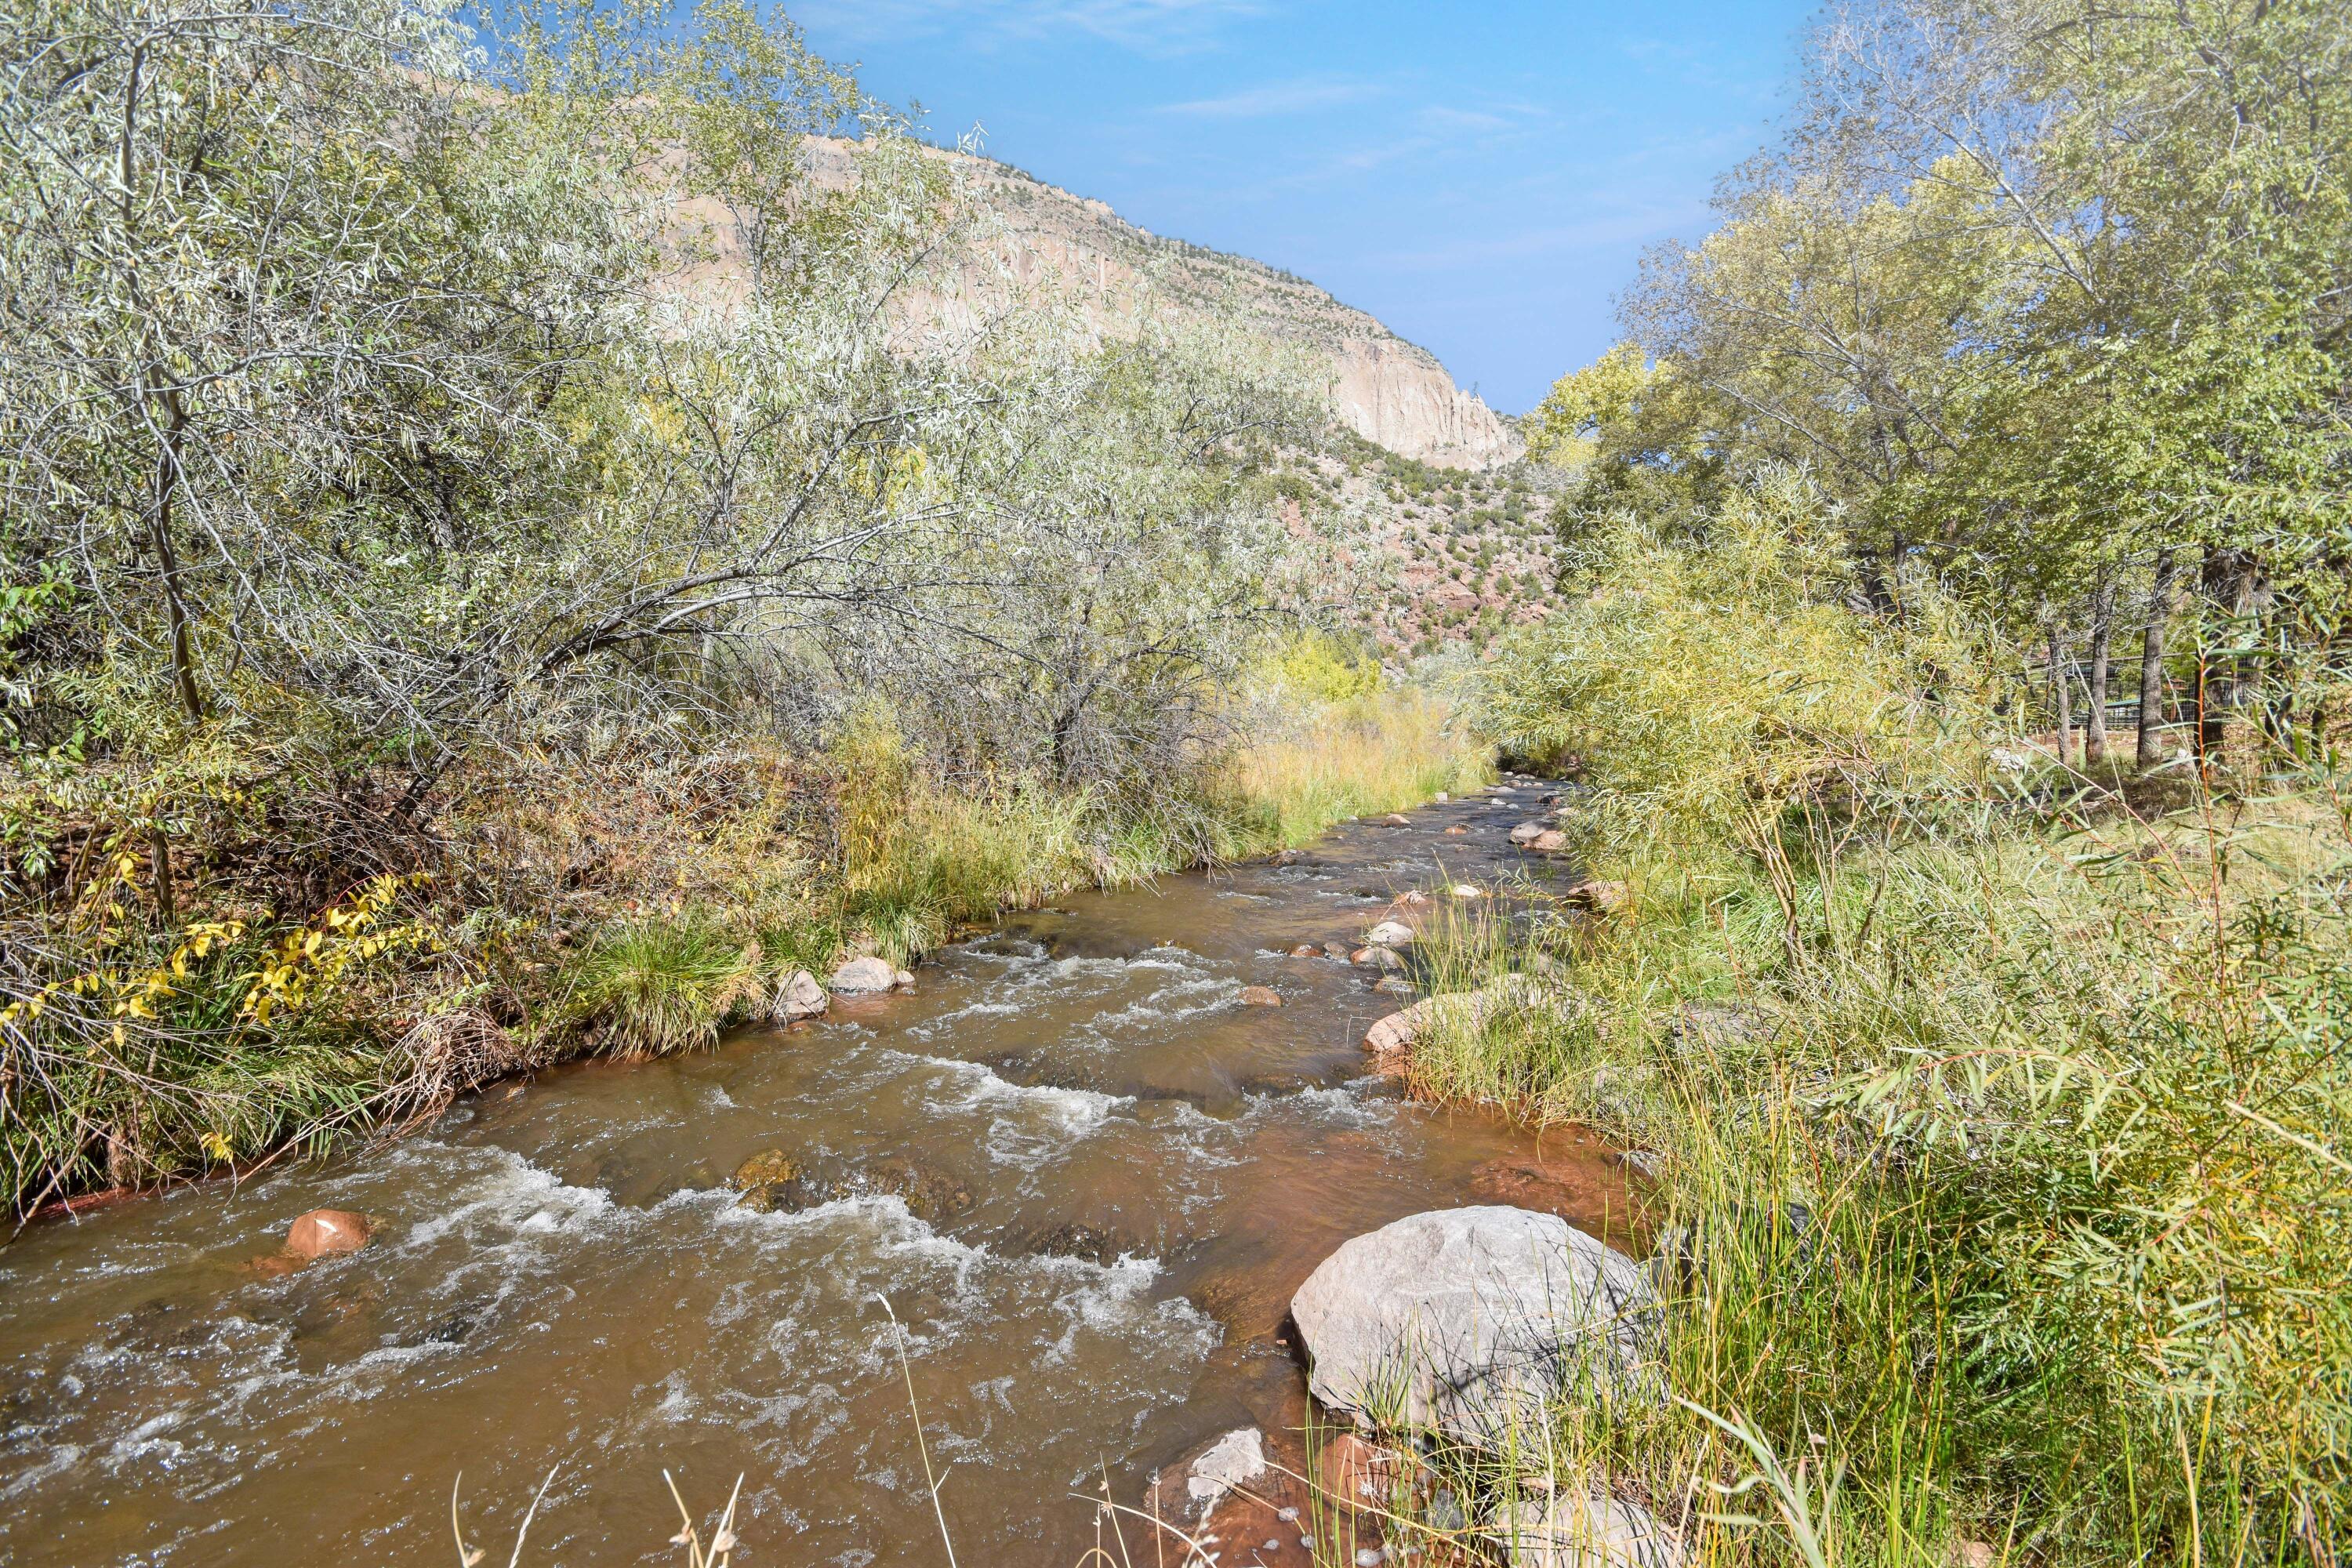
(2197, 546, 2257, 772)
(2086, 575, 2116, 765)
(147, 380, 204, 720)
(2138, 548, 2175, 768)
(2050, 622, 2074, 768)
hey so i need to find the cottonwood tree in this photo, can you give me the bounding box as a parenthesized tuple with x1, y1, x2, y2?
(1549, 0, 2351, 757)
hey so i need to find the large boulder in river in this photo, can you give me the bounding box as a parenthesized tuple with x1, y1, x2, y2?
(1509, 821, 1552, 846)
(1363, 920, 1416, 948)
(1290, 1207, 1657, 1443)
(829, 955, 898, 993)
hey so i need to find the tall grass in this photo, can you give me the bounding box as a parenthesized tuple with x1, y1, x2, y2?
(1377, 503, 2352, 1566)
(569, 915, 765, 1058)
(1226, 688, 1492, 845)
(563, 687, 1489, 1065)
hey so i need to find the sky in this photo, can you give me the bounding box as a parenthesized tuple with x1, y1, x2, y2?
(788, 0, 1819, 415)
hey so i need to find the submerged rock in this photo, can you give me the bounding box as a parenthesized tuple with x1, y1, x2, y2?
(1239, 985, 1284, 1007)
(1290, 1206, 1657, 1443)
(732, 1149, 833, 1214)
(1470, 1156, 1632, 1234)
(1288, 943, 1322, 959)
(732, 1149, 799, 1189)
(829, 955, 898, 993)
(1185, 1426, 1268, 1510)
(864, 1160, 975, 1223)
(1143, 1425, 1322, 1568)
(406, 1301, 492, 1348)
(1007, 1220, 1145, 1266)
(1443, 824, 1469, 835)
(1373, 975, 1417, 996)
(283, 1209, 372, 1261)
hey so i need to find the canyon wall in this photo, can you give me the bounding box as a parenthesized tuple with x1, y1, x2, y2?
(787, 141, 1518, 470)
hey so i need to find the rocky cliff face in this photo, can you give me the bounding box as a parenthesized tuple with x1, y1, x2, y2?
(1330, 337, 1515, 470)
(797, 140, 1517, 470)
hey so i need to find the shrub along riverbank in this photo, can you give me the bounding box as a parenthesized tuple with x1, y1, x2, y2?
(0, 686, 1486, 1219)
(1380, 499, 2350, 1566)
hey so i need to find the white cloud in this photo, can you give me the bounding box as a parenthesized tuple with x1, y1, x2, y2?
(1367, 205, 1708, 270)
(796, 0, 1259, 54)
(1413, 105, 1511, 134)
(1160, 76, 1381, 118)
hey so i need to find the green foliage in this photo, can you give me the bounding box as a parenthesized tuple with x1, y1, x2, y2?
(567, 913, 763, 1058)
(0, 0, 1371, 1209)
(1266, 630, 1383, 702)
(1478, 474, 1995, 865)
(1537, 0, 2352, 670)
(1432, 494, 2352, 1564)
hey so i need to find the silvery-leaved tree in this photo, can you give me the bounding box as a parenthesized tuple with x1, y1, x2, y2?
(2, 0, 1331, 819)
(2, 0, 658, 753)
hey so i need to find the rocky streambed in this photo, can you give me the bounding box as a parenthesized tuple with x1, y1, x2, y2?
(0, 780, 1641, 1566)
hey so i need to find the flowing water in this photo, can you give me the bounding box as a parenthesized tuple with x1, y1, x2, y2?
(0, 785, 1633, 1566)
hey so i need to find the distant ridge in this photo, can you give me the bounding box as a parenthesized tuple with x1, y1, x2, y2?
(809, 140, 1520, 470)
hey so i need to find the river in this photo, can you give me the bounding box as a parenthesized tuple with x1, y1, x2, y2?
(0, 782, 1630, 1566)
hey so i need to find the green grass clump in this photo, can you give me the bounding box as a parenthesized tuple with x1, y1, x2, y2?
(568, 914, 764, 1058)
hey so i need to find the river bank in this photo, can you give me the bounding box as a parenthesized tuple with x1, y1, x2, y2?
(4, 690, 1487, 1225)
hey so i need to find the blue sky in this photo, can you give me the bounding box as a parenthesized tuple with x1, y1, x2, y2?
(789, 0, 1817, 414)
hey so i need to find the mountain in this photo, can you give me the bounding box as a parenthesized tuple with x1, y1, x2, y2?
(802, 140, 1519, 470)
